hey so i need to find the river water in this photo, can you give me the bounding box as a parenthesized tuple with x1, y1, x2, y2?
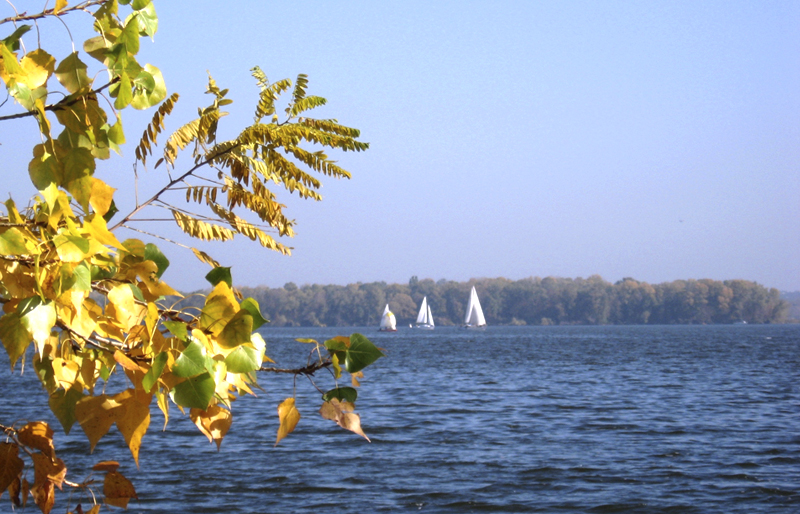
(2, 325, 799, 513)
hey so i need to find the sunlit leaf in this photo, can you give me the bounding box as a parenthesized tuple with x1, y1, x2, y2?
(190, 404, 232, 450)
(55, 52, 91, 93)
(344, 333, 384, 373)
(204, 266, 232, 287)
(142, 351, 168, 392)
(224, 342, 262, 373)
(113, 389, 151, 468)
(275, 397, 300, 446)
(162, 320, 188, 341)
(319, 398, 370, 441)
(0, 312, 32, 369)
(21, 301, 56, 356)
(240, 298, 268, 329)
(217, 309, 253, 349)
(144, 243, 170, 278)
(130, 63, 166, 109)
(17, 422, 55, 460)
(173, 337, 211, 378)
(0, 227, 30, 255)
(75, 394, 118, 452)
(170, 372, 215, 409)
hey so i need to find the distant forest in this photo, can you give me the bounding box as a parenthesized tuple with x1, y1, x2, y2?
(188, 276, 788, 327)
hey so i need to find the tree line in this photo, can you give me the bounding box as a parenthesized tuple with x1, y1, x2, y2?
(196, 276, 789, 327)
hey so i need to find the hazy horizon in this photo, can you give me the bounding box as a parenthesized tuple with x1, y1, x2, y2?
(2, 1, 798, 292)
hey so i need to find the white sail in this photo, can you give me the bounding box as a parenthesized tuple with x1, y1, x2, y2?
(379, 304, 397, 331)
(416, 297, 428, 324)
(413, 296, 435, 329)
(464, 286, 486, 327)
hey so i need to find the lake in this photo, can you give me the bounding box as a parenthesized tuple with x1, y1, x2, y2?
(2, 324, 799, 513)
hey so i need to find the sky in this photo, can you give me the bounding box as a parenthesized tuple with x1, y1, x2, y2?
(2, 1, 799, 292)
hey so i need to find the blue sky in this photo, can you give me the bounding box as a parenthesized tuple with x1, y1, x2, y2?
(2, 1, 799, 292)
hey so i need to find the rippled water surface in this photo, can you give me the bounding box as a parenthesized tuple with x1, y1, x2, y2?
(3, 325, 799, 513)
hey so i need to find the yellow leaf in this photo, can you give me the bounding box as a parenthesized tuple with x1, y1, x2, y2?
(75, 395, 119, 452)
(19, 49, 55, 89)
(319, 399, 370, 442)
(275, 397, 300, 446)
(83, 213, 123, 249)
(88, 179, 116, 217)
(113, 350, 141, 372)
(52, 358, 81, 390)
(17, 422, 55, 459)
(107, 284, 142, 331)
(113, 389, 151, 468)
(54, 0, 68, 15)
(351, 371, 364, 388)
(155, 387, 170, 430)
(21, 301, 56, 356)
(103, 471, 137, 509)
(199, 281, 239, 335)
(190, 405, 232, 450)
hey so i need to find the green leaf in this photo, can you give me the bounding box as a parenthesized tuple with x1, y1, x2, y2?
(322, 387, 358, 404)
(132, 0, 152, 10)
(113, 71, 133, 109)
(118, 13, 141, 55)
(72, 263, 92, 291)
(224, 344, 262, 374)
(204, 266, 232, 287)
(17, 296, 42, 317)
(171, 372, 215, 409)
(0, 228, 29, 255)
(34, 356, 57, 393)
(240, 298, 267, 330)
(55, 52, 91, 93)
(163, 320, 188, 341)
(0, 312, 32, 369)
(2, 24, 32, 51)
(130, 63, 166, 109)
(130, 283, 146, 302)
(172, 338, 211, 378)
(217, 310, 253, 349)
(49, 387, 83, 434)
(103, 200, 119, 222)
(144, 243, 170, 278)
(134, 2, 158, 37)
(344, 333, 384, 374)
(142, 351, 168, 392)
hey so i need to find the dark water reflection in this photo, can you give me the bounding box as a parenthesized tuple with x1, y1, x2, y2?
(2, 325, 799, 513)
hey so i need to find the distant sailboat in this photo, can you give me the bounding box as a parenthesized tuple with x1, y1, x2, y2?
(379, 304, 397, 332)
(463, 286, 486, 329)
(413, 296, 435, 330)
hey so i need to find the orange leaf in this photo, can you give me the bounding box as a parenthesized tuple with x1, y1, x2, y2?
(17, 422, 55, 459)
(190, 405, 232, 451)
(92, 461, 120, 473)
(275, 397, 300, 446)
(31, 479, 54, 514)
(0, 442, 24, 493)
(103, 471, 137, 509)
(32, 452, 67, 491)
(113, 350, 141, 372)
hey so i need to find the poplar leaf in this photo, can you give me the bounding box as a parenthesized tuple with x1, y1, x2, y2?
(173, 338, 211, 377)
(0, 227, 30, 255)
(0, 312, 32, 369)
(0, 443, 24, 493)
(113, 390, 151, 468)
(49, 388, 83, 434)
(170, 372, 215, 409)
(223, 342, 262, 373)
(113, 350, 140, 372)
(19, 49, 55, 89)
(163, 320, 188, 341)
(54, 0, 68, 14)
(199, 281, 238, 335)
(190, 404, 232, 450)
(319, 399, 370, 441)
(344, 333, 384, 373)
(92, 461, 120, 473)
(21, 301, 56, 356)
(142, 351, 168, 392)
(104, 471, 137, 509)
(275, 397, 300, 446)
(75, 394, 119, 452)
(144, 243, 169, 278)
(31, 452, 67, 490)
(55, 52, 91, 93)
(217, 309, 253, 349)
(17, 422, 55, 460)
(130, 64, 166, 109)
(240, 298, 268, 329)
(88, 179, 117, 218)
(204, 266, 232, 287)
(321, 387, 358, 404)
(30, 473, 55, 514)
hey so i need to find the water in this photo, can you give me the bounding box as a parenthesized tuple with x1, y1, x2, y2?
(2, 325, 799, 513)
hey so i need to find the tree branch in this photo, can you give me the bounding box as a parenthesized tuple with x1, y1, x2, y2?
(0, 0, 105, 25)
(0, 79, 118, 123)
(259, 360, 332, 376)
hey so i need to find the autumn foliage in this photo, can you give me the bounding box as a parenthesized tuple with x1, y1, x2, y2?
(0, 1, 381, 512)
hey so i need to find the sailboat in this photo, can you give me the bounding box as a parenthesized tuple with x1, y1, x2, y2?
(378, 304, 397, 332)
(413, 296, 435, 330)
(463, 286, 486, 329)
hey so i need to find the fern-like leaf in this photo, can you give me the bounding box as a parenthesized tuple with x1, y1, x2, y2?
(135, 93, 179, 167)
